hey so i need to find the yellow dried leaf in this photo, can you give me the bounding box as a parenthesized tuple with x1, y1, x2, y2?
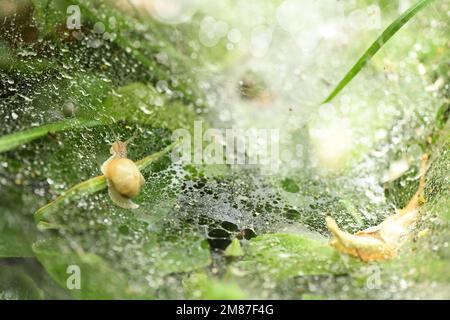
(326, 154, 428, 262)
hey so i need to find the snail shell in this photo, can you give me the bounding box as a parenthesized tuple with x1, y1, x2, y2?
(104, 158, 144, 198)
(101, 139, 144, 209)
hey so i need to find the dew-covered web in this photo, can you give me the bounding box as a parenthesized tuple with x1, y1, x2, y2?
(0, 0, 449, 299)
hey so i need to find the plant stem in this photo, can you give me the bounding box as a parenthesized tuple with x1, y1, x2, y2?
(0, 118, 100, 153)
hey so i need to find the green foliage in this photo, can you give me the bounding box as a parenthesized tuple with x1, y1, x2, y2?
(280, 177, 300, 193)
(0, 0, 448, 300)
(183, 273, 247, 300)
(33, 237, 146, 299)
(102, 82, 197, 130)
(0, 230, 35, 258)
(323, 0, 436, 103)
(0, 184, 42, 258)
(30, 0, 72, 38)
(224, 238, 244, 257)
(0, 265, 44, 299)
(143, 235, 211, 278)
(235, 234, 357, 281)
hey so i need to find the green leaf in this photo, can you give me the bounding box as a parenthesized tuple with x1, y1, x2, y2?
(183, 273, 247, 300)
(143, 235, 211, 278)
(323, 0, 436, 103)
(281, 177, 300, 193)
(30, 0, 71, 38)
(0, 42, 56, 73)
(235, 234, 357, 281)
(0, 265, 44, 300)
(33, 233, 210, 299)
(0, 229, 35, 258)
(224, 238, 244, 257)
(33, 237, 147, 299)
(102, 82, 197, 131)
(0, 185, 42, 258)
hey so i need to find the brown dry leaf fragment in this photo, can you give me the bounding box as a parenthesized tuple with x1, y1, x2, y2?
(326, 154, 429, 262)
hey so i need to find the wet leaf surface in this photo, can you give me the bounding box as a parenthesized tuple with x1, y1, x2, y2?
(0, 0, 449, 299)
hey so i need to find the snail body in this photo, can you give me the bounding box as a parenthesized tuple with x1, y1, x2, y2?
(101, 138, 144, 209)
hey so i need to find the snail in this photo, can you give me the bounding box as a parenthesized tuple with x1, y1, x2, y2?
(101, 134, 145, 209)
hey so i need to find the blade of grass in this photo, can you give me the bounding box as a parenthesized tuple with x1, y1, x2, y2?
(322, 0, 436, 104)
(34, 140, 179, 224)
(0, 119, 100, 153)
